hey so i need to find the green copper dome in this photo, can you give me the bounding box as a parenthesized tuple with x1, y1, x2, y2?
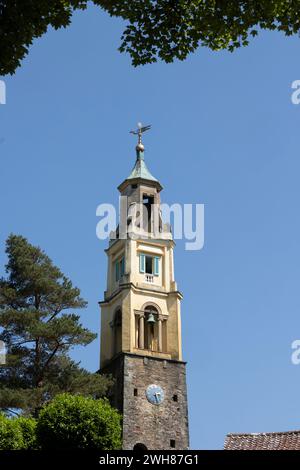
(126, 149, 158, 183)
(118, 140, 163, 193)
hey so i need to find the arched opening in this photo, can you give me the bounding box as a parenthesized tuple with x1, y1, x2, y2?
(133, 443, 148, 452)
(135, 304, 167, 353)
(144, 306, 159, 351)
(113, 309, 122, 356)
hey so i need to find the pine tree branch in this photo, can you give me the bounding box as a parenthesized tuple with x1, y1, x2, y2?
(36, 342, 61, 385)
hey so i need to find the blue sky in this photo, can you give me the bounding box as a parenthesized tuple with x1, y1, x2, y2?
(1, 4, 300, 450)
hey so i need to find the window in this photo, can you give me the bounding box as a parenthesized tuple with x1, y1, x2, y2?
(134, 388, 138, 397)
(139, 254, 160, 276)
(120, 257, 125, 277)
(145, 255, 152, 274)
(115, 256, 125, 281)
(113, 309, 122, 355)
(172, 394, 178, 402)
(170, 440, 176, 448)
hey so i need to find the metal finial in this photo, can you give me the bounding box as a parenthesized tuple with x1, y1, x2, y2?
(130, 122, 151, 152)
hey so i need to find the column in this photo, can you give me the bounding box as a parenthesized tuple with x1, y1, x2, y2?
(158, 317, 163, 352)
(139, 314, 144, 349)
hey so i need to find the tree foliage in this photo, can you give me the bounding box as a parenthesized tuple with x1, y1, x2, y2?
(36, 393, 122, 450)
(0, 234, 112, 416)
(0, 413, 37, 449)
(1, 1, 300, 74)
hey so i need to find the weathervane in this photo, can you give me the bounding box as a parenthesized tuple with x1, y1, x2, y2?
(130, 122, 151, 151)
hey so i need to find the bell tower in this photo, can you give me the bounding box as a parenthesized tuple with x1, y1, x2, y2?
(99, 124, 189, 450)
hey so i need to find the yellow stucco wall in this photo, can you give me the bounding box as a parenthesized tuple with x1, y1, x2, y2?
(100, 232, 183, 368)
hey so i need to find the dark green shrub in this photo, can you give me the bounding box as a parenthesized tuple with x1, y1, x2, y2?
(36, 393, 122, 450)
(0, 414, 37, 449)
(17, 416, 37, 449)
(0, 414, 23, 450)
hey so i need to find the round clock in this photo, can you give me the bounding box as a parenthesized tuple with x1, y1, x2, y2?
(146, 384, 164, 405)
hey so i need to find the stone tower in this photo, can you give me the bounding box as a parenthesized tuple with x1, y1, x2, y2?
(99, 125, 189, 450)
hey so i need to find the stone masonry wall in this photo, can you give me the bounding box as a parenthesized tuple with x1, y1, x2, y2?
(123, 354, 189, 450)
(101, 353, 189, 450)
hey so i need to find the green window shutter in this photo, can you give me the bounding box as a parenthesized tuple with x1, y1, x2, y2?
(140, 254, 145, 273)
(120, 257, 125, 277)
(154, 256, 159, 276)
(115, 260, 119, 281)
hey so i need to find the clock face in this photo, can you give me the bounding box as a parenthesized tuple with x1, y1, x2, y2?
(146, 384, 164, 405)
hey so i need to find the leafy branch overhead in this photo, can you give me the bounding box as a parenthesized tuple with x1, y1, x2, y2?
(1, 1, 300, 74)
(0, 234, 112, 416)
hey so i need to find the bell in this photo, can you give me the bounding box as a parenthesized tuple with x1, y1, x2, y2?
(147, 312, 156, 324)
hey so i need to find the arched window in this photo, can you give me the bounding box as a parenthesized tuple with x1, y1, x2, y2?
(113, 309, 122, 356)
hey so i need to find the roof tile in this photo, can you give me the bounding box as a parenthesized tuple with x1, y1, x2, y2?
(224, 431, 300, 450)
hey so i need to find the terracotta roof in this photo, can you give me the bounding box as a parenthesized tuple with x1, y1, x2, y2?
(224, 431, 300, 450)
